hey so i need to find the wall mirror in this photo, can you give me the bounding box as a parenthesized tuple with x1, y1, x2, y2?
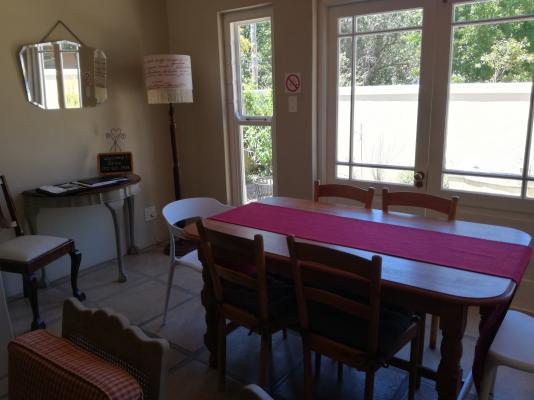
(19, 40, 107, 110)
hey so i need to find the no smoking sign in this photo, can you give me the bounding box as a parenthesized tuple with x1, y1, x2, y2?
(284, 73, 301, 94)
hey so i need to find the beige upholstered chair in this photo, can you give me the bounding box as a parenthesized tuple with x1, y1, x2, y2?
(0, 175, 85, 330)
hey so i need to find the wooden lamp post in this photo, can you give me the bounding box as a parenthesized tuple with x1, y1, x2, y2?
(143, 54, 193, 199)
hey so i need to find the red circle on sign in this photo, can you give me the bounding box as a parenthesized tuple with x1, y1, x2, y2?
(285, 74, 301, 93)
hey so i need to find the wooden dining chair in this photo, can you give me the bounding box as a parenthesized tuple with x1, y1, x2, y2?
(196, 219, 296, 391)
(0, 175, 85, 330)
(382, 188, 459, 349)
(287, 236, 421, 400)
(314, 180, 375, 209)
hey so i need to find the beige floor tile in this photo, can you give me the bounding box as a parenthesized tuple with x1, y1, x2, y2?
(57, 262, 148, 302)
(157, 263, 205, 294)
(124, 250, 170, 278)
(207, 328, 302, 388)
(143, 296, 206, 353)
(8, 287, 67, 335)
(166, 360, 242, 400)
(167, 347, 188, 371)
(99, 280, 191, 325)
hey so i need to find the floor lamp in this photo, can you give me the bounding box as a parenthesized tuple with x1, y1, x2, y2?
(144, 54, 193, 200)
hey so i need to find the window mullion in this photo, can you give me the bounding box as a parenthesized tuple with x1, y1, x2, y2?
(520, 70, 534, 198)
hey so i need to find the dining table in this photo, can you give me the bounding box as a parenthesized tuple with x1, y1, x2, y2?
(184, 196, 532, 400)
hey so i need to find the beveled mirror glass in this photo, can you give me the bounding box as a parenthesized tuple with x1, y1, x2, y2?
(19, 40, 107, 110)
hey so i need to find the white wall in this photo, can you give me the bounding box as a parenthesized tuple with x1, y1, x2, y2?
(0, 0, 174, 297)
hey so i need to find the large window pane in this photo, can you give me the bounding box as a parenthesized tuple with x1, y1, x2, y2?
(443, 18, 534, 191)
(443, 174, 522, 197)
(351, 166, 414, 185)
(242, 126, 273, 203)
(335, 9, 423, 182)
(454, 0, 534, 23)
(337, 37, 352, 163)
(238, 20, 273, 117)
(355, 9, 423, 33)
(352, 30, 421, 167)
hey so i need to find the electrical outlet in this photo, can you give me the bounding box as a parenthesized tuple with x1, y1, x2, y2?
(145, 205, 157, 221)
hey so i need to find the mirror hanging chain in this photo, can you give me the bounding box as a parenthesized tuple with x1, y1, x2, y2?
(39, 20, 85, 45)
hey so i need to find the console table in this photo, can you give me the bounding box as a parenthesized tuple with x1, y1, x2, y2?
(23, 174, 141, 283)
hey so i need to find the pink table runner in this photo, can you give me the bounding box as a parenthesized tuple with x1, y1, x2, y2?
(211, 202, 531, 283)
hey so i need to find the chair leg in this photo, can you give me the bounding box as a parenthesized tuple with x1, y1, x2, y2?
(416, 313, 426, 388)
(479, 359, 499, 400)
(302, 343, 313, 400)
(69, 250, 85, 301)
(314, 352, 321, 381)
(364, 370, 375, 400)
(408, 334, 420, 400)
(217, 314, 227, 392)
(337, 362, 343, 381)
(23, 273, 45, 330)
(430, 315, 439, 349)
(258, 332, 271, 388)
(283, 328, 288, 340)
(162, 259, 177, 325)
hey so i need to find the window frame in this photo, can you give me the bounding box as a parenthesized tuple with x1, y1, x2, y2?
(221, 6, 277, 205)
(319, 0, 534, 214)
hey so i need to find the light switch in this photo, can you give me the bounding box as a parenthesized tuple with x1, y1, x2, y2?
(288, 96, 298, 113)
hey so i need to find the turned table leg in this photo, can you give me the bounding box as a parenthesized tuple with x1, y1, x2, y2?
(436, 305, 468, 400)
(125, 196, 139, 255)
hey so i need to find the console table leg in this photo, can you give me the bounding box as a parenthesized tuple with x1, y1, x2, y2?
(125, 196, 139, 255)
(104, 201, 127, 282)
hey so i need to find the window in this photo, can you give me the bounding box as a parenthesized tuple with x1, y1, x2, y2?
(223, 8, 275, 204)
(442, 1, 534, 198)
(325, 0, 534, 206)
(334, 8, 424, 184)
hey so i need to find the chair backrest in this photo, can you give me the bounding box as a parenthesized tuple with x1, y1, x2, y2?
(287, 236, 382, 354)
(162, 197, 232, 238)
(62, 298, 169, 400)
(196, 219, 269, 320)
(0, 176, 23, 236)
(314, 180, 375, 209)
(382, 188, 459, 221)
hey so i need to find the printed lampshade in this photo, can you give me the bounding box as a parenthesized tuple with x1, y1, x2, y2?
(143, 54, 193, 104)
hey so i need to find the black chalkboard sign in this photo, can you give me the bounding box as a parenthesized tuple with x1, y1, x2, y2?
(97, 152, 133, 175)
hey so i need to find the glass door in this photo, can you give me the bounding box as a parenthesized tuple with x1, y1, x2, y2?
(326, 0, 436, 191)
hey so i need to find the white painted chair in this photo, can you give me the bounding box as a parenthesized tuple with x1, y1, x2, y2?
(457, 309, 534, 400)
(161, 197, 232, 324)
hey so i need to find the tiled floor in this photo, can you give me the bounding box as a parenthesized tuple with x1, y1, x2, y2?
(3, 245, 533, 399)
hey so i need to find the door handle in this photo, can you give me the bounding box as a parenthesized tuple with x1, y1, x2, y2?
(414, 171, 425, 188)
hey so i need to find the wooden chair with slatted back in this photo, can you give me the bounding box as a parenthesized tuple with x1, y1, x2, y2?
(196, 219, 296, 391)
(0, 175, 85, 331)
(314, 180, 375, 209)
(382, 188, 459, 349)
(287, 236, 421, 400)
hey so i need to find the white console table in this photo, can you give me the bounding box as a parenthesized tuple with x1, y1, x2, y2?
(23, 174, 141, 283)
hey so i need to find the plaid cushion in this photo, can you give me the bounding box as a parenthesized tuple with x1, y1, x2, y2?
(8, 330, 142, 400)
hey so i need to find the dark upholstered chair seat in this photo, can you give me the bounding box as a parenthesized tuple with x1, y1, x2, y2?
(309, 302, 415, 357)
(223, 274, 296, 322)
